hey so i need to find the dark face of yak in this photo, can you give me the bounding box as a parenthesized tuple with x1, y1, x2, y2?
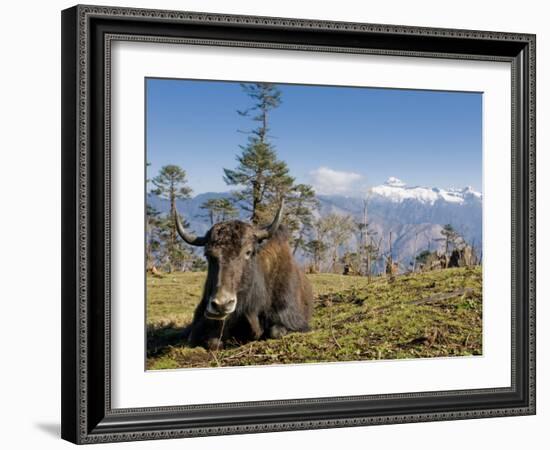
(174, 202, 284, 320)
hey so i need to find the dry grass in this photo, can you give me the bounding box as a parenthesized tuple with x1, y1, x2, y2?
(146, 267, 482, 370)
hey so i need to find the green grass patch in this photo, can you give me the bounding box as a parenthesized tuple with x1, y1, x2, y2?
(146, 267, 482, 369)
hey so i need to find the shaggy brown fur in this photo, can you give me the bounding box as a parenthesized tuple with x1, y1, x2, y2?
(181, 221, 313, 350)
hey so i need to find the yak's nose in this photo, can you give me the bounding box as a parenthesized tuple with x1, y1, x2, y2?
(209, 297, 236, 315)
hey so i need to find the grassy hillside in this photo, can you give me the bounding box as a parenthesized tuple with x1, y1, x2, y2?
(146, 267, 482, 370)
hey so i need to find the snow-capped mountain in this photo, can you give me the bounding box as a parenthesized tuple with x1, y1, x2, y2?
(367, 178, 481, 245)
(370, 177, 481, 205)
(148, 177, 482, 270)
(314, 178, 482, 269)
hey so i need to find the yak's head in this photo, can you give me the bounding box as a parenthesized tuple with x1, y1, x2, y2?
(175, 201, 284, 320)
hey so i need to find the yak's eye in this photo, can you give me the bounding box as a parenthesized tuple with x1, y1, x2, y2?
(245, 249, 253, 258)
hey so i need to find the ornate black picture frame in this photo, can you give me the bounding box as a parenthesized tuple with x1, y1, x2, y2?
(61, 4, 536, 444)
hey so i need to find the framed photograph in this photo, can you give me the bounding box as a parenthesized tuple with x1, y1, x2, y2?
(61, 5, 536, 444)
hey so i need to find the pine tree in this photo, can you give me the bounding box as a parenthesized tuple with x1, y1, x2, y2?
(224, 83, 294, 225)
(200, 198, 238, 225)
(285, 184, 318, 255)
(145, 203, 162, 270)
(304, 239, 327, 273)
(145, 161, 162, 271)
(155, 214, 196, 272)
(437, 224, 462, 268)
(151, 165, 193, 272)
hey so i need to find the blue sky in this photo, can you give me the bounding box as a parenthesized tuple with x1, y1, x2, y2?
(146, 78, 482, 195)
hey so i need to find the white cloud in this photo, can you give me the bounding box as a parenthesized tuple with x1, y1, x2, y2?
(309, 166, 365, 195)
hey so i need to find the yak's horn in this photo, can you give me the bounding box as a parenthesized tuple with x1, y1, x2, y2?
(175, 209, 207, 246)
(255, 199, 284, 241)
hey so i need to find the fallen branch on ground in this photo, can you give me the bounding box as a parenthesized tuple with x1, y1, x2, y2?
(331, 288, 475, 327)
(368, 288, 474, 315)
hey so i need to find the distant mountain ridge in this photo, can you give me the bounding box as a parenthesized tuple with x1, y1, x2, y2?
(371, 176, 481, 205)
(148, 177, 482, 269)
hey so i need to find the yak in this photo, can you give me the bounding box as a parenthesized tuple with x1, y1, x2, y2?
(175, 201, 313, 350)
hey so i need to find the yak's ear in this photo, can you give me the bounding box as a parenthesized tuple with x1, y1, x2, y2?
(254, 199, 284, 242)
